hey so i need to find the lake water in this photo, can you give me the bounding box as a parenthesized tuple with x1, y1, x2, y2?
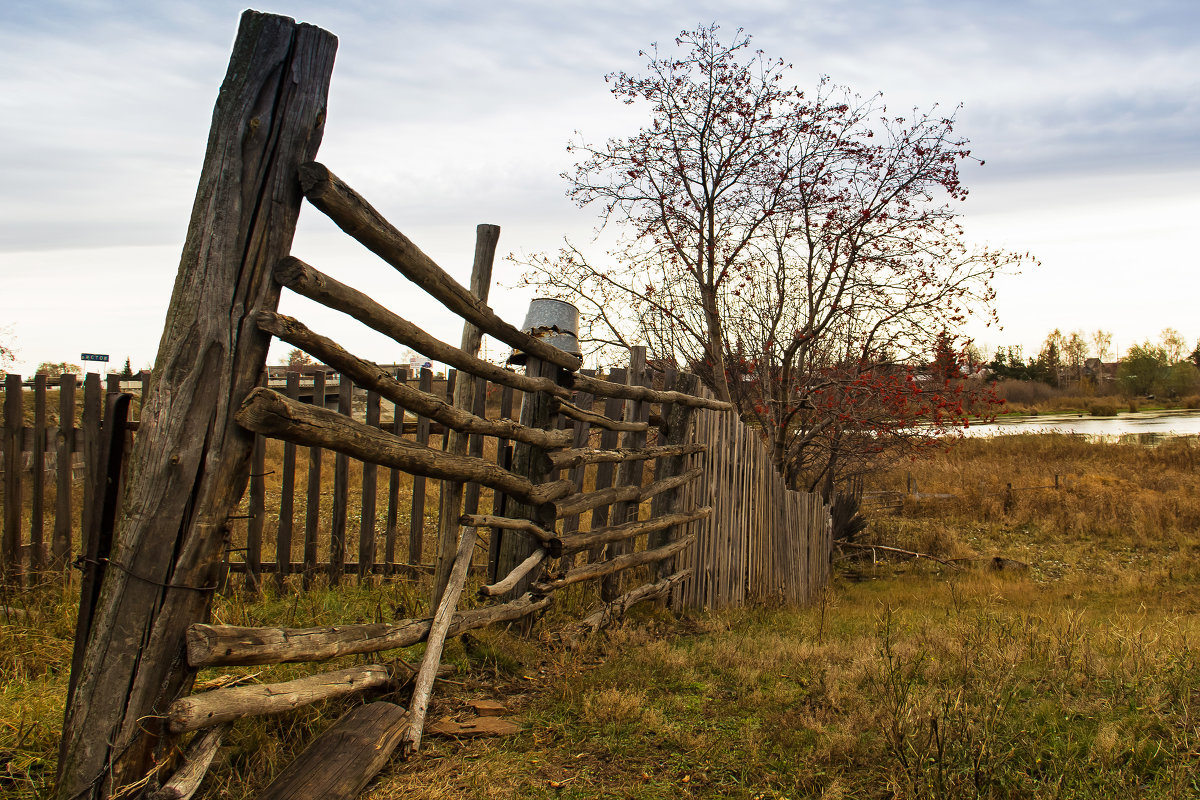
(962, 409, 1200, 443)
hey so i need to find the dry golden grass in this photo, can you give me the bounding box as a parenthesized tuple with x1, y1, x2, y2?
(3, 433, 1199, 799)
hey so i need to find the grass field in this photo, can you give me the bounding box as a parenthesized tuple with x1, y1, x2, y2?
(2, 433, 1197, 798)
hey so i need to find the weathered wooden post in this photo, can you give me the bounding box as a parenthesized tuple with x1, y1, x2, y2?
(492, 356, 560, 597)
(601, 346, 651, 601)
(431, 224, 499, 608)
(56, 12, 336, 799)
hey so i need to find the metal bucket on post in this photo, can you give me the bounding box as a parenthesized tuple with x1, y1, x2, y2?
(508, 298, 583, 364)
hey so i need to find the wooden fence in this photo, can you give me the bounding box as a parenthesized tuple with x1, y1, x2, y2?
(0, 371, 146, 579)
(0, 363, 830, 607)
(48, 12, 833, 799)
(673, 388, 832, 610)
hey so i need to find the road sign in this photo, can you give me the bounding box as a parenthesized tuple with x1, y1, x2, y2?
(80, 353, 110, 362)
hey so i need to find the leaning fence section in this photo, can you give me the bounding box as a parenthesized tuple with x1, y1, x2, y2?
(673, 387, 832, 611)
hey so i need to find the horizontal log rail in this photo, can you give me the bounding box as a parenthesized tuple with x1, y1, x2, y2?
(553, 466, 704, 519)
(187, 593, 550, 667)
(257, 311, 571, 449)
(221, 561, 483, 577)
(275, 256, 572, 399)
(167, 665, 393, 734)
(552, 398, 649, 432)
(478, 549, 546, 598)
(533, 535, 695, 594)
(458, 513, 560, 555)
(235, 388, 572, 507)
(558, 506, 712, 556)
(566, 569, 692, 641)
(298, 162, 582, 372)
(572, 372, 733, 411)
(547, 442, 706, 471)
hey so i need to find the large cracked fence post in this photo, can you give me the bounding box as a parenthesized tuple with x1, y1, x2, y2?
(56, 12, 337, 800)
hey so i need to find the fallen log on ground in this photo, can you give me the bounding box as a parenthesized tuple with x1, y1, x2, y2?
(835, 540, 963, 569)
(561, 570, 692, 645)
(167, 665, 392, 734)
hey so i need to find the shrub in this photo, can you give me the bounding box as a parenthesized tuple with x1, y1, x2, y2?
(1088, 402, 1118, 417)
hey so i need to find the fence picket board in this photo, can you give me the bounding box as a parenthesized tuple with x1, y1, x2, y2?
(330, 376, 353, 583)
(559, 371, 596, 572)
(359, 389, 381, 581)
(461, 375, 488, 518)
(384, 367, 408, 576)
(2, 374, 21, 579)
(303, 371, 326, 588)
(54, 374, 76, 565)
(246, 428, 265, 590)
(486, 384, 515, 582)
(79, 373, 101, 561)
(276, 372, 300, 587)
(409, 367, 433, 564)
(29, 374, 47, 573)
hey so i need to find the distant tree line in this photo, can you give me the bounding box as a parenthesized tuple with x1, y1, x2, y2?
(987, 328, 1200, 398)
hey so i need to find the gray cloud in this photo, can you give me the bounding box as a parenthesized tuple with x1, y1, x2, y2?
(1, 0, 1196, 370)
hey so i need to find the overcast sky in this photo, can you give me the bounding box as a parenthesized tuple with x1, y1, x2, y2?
(1, 0, 1197, 375)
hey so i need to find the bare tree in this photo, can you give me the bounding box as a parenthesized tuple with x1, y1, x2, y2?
(523, 24, 1028, 492)
(1064, 330, 1088, 386)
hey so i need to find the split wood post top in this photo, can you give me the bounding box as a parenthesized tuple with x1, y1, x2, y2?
(56, 12, 337, 800)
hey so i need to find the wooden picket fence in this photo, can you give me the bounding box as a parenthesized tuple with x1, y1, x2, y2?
(0, 371, 147, 580)
(673, 388, 832, 610)
(0, 365, 830, 606)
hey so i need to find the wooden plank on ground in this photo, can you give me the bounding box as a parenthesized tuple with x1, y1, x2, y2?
(257, 702, 409, 800)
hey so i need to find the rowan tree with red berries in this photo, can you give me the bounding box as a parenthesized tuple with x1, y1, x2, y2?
(521, 24, 1030, 496)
